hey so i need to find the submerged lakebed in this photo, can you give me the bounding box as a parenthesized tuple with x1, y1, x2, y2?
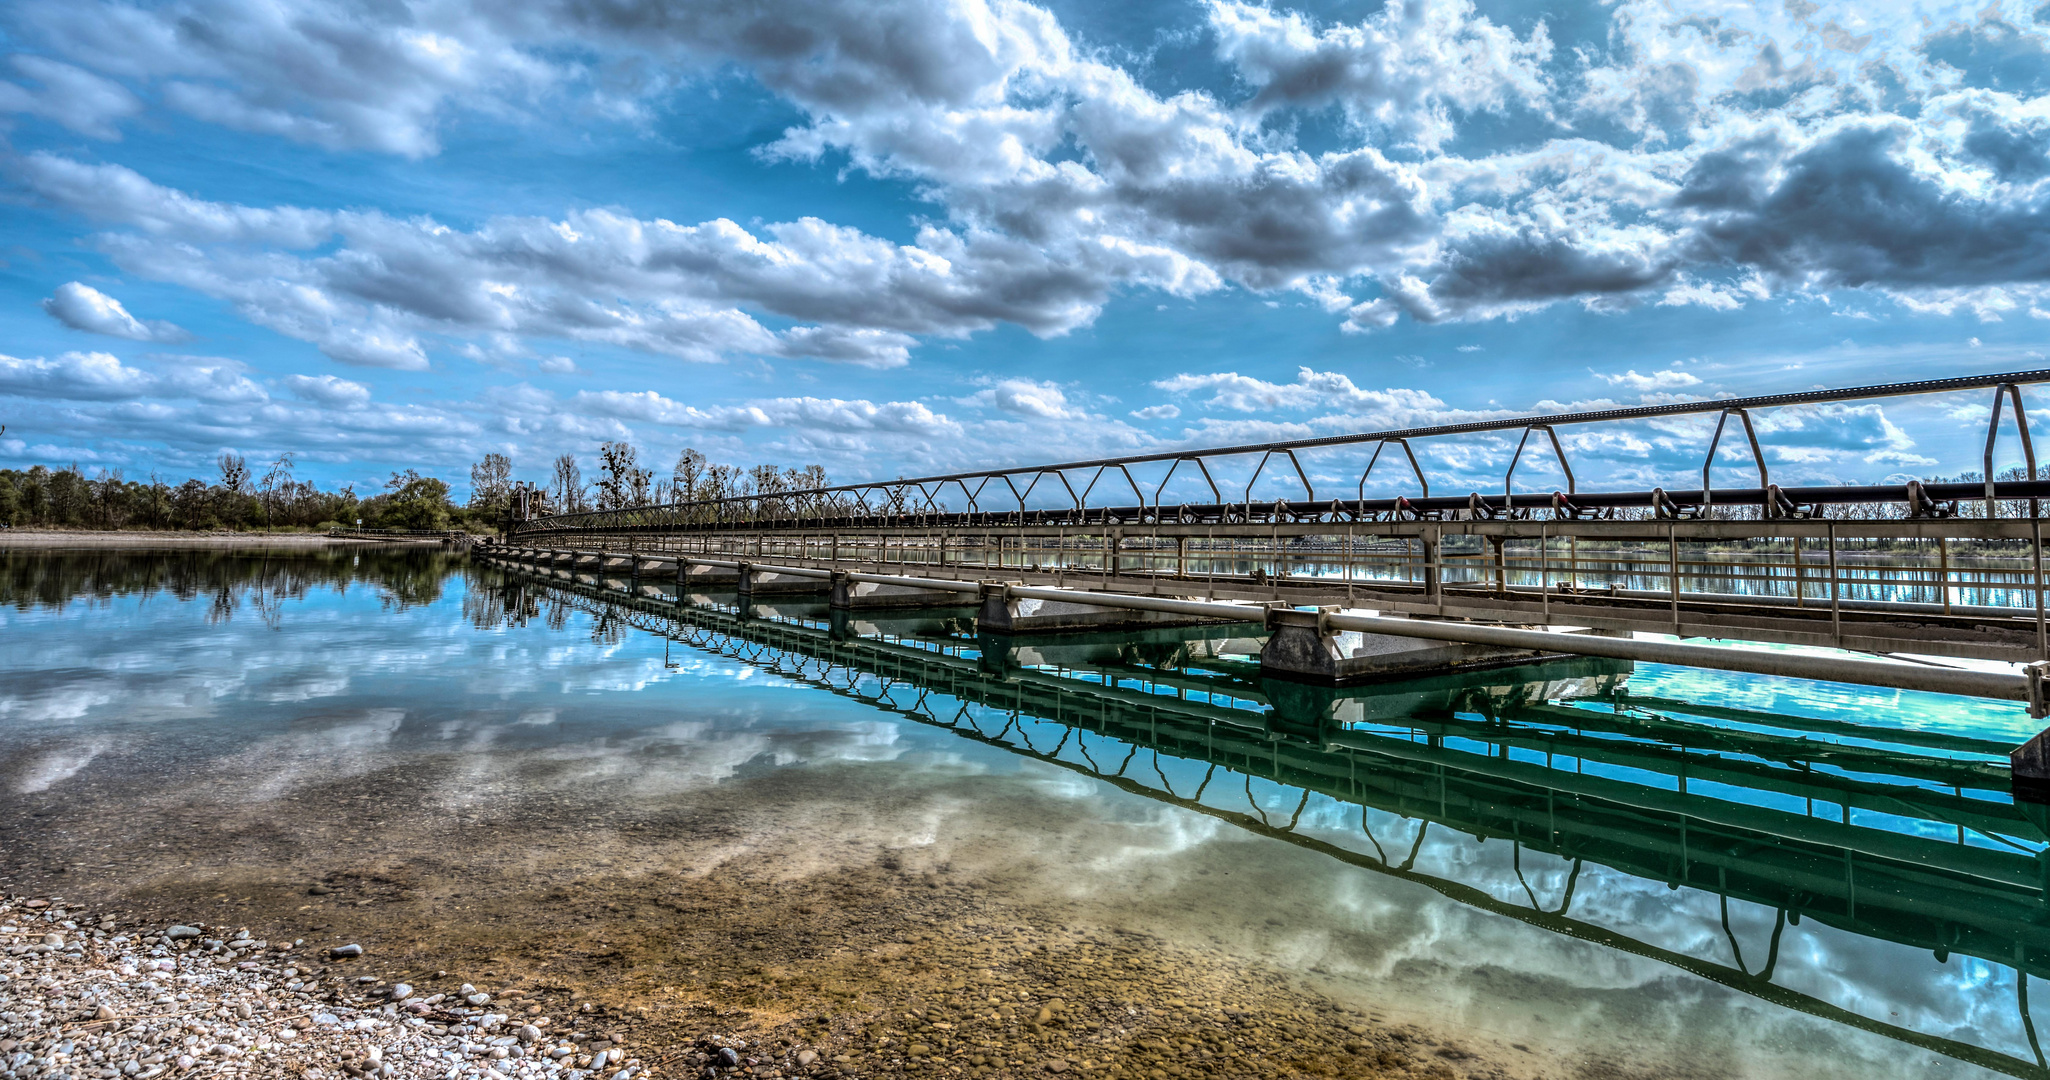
(2, 546, 2047, 1080)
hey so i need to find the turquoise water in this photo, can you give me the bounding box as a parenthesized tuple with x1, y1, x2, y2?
(4, 547, 2050, 1079)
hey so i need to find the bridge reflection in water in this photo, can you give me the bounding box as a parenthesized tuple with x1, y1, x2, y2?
(477, 557, 2050, 1079)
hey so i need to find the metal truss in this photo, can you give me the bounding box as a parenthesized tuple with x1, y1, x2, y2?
(520, 368, 2050, 536)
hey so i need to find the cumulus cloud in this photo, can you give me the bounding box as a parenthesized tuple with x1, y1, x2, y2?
(283, 374, 371, 407)
(41, 281, 186, 342)
(0, 350, 263, 403)
(964, 379, 1087, 419)
(572, 389, 962, 436)
(1208, 0, 1552, 149)
(1153, 366, 1500, 428)
(1594, 368, 1702, 392)
(8, 0, 2050, 396)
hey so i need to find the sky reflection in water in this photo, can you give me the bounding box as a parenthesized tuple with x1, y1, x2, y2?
(2, 546, 2047, 1080)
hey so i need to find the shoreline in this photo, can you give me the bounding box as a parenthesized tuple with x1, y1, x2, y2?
(0, 531, 447, 550)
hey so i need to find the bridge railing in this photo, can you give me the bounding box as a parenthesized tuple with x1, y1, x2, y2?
(516, 368, 2050, 536)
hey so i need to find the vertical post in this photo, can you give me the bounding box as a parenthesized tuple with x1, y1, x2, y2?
(1422, 530, 1442, 609)
(1492, 534, 1507, 596)
(1828, 523, 1841, 648)
(2036, 518, 2047, 662)
(1345, 525, 1356, 603)
(1177, 535, 1187, 579)
(1793, 534, 1805, 608)
(1668, 524, 1680, 635)
(1542, 523, 1552, 626)
(1940, 536, 1952, 614)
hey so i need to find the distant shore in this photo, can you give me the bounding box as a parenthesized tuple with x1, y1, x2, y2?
(0, 530, 442, 549)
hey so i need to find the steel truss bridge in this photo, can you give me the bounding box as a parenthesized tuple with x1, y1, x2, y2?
(473, 562, 2050, 1080)
(501, 368, 2050, 752)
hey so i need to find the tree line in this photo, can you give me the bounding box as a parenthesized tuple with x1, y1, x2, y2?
(0, 443, 829, 533)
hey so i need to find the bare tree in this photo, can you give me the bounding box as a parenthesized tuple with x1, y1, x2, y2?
(596, 441, 653, 510)
(672, 448, 706, 503)
(551, 453, 586, 514)
(258, 453, 294, 531)
(218, 453, 251, 494)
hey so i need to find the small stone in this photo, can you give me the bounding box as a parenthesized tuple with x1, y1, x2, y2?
(307, 885, 334, 895)
(1045, 1061, 1069, 1074)
(96, 1004, 117, 1020)
(908, 1044, 932, 1059)
(390, 983, 413, 1001)
(165, 926, 201, 940)
(797, 1050, 819, 1067)
(42, 933, 64, 947)
(719, 1048, 741, 1067)
(330, 944, 364, 958)
(235, 1003, 253, 1019)
(518, 1025, 541, 1044)
(467, 993, 492, 1006)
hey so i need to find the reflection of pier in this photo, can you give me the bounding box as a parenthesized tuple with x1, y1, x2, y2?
(480, 558, 2050, 1080)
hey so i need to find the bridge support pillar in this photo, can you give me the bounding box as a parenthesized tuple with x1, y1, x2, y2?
(976, 582, 1235, 634)
(678, 560, 741, 589)
(1259, 607, 1589, 686)
(830, 571, 966, 611)
(737, 562, 828, 599)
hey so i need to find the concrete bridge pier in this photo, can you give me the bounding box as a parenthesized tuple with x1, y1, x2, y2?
(829, 571, 967, 611)
(975, 582, 1235, 635)
(1258, 607, 1603, 686)
(737, 562, 829, 600)
(678, 560, 742, 588)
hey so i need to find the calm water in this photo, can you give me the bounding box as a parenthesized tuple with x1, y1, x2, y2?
(5, 547, 2050, 1079)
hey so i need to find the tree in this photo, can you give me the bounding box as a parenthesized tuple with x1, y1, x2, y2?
(258, 453, 294, 531)
(551, 453, 585, 514)
(469, 452, 513, 514)
(361, 470, 454, 531)
(672, 448, 706, 503)
(218, 454, 251, 494)
(595, 441, 653, 510)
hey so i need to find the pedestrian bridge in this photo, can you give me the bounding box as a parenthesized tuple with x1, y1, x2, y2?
(492, 367, 2050, 784)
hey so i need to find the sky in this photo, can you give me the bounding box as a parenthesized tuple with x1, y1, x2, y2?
(5, 0, 2050, 501)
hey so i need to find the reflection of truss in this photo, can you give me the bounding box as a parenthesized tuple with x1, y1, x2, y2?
(504, 567, 2050, 1078)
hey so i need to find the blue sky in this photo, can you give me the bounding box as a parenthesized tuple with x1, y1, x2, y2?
(4, 0, 2050, 500)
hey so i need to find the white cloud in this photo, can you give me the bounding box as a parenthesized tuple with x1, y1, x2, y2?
(41, 281, 186, 342)
(9, 0, 2050, 347)
(572, 389, 962, 436)
(1130, 403, 1180, 420)
(1207, 0, 1553, 150)
(964, 379, 1087, 420)
(0, 350, 263, 403)
(283, 374, 371, 407)
(1153, 366, 1493, 428)
(0, 55, 140, 138)
(1593, 368, 1703, 393)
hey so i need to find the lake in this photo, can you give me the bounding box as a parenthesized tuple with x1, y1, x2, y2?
(3, 545, 2045, 1080)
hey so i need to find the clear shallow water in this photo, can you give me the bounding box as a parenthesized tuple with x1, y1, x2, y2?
(5, 548, 2050, 1079)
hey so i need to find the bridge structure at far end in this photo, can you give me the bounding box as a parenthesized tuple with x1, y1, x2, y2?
(487, 368, 2050, 793)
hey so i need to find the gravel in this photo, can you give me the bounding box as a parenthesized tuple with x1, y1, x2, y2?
(0, 897, 648, 1080)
